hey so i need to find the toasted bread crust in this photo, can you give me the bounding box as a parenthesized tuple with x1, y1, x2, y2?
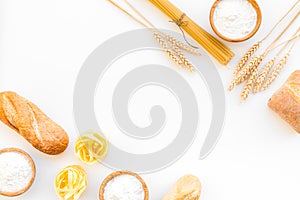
(0, 91, 69, 155)
(162, 175, 202, 200)
(268, 70, 300, 133)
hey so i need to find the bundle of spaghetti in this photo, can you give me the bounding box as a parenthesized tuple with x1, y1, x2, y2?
(108, 0, 199, 72)
(149, 0, 234, 65)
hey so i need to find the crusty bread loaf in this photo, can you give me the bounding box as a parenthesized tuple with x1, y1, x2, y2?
(268, 70, 300, 133)
(0, 91, 69, 155)
(162, 175, 202, 200)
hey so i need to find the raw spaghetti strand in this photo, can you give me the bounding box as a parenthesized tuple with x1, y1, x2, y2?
(164, 34, 201, 55)
(149, 0, 234, 65)
(122, 0, 202, 58)
(108, 0, 199, 71)
(124, 0, 197, 51)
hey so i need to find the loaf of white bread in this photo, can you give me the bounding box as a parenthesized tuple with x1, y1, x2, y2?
(0, 91, 69, 155)
(268, 70, 300, 133)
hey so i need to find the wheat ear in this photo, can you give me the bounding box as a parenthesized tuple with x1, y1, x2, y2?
(228, 55, 263, 91)
(164, 34, 201, 55)
(153, 32, 183, 66)
(169, 41, 195, 72)
(240, 56, 263, 101)
(252, 57, 276, 93)
(234, 42, 261, 76)
(261, 53, 290, 91)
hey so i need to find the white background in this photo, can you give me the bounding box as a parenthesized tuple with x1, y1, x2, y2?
(0, 0, 300, 199)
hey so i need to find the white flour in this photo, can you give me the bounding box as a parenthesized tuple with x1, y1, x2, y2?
(104, 174, 145, 200)
(213, 0, 257, 39)
(0, 152, 33, 193)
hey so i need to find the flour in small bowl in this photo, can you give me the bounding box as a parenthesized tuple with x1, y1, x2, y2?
(213, 0, 258, 39)
(0, 152, 33, 193)
(104, 174, 145, 200)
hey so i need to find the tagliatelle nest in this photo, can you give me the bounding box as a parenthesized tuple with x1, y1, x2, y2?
(55, 165, 88, 200)
(75, 131, 108, 164)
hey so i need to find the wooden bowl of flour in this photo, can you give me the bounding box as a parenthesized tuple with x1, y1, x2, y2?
(0, 148, 36, 197)
(210, 0, 262, 42)
(99, 171, 149, 200)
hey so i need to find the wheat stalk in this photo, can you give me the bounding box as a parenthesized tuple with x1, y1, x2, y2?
(252, 57, 276, 93)
(240, 65, 259, 101)
(261, 53, 290, 91)
(169, 40, 195, 72)
(154, 32, 196, 72)
(164, 34, 201, 55)
(150, 0, 234, 65)
(153, 32, 183, 66)
(234, 42, 261, 76)
(228, 55, 263, 91)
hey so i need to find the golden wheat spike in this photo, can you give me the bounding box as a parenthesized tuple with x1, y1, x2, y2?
(234, 42, 261, 76)
(240, 66, 259, 101)
(153, 32, 183, 66)
(261, 53, 290, 91)
(164, 34, 201, 56)
(228, 55, 263, 91)
(252, 57, 276, 94)
(168, 40, 195, 72)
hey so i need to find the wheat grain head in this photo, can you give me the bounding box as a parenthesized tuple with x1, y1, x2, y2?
(234, 42, 261, 76)
(240, 66, 259, 101)
(252, 57, 276, 94)
(153, 32, 183, 66)
(228, 54, 263, 91)
(261, 53, 290, 91)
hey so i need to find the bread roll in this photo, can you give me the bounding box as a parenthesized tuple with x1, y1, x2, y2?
(268, 70, 300, 133)
(162, 175, 202, 200)
(0, 91, 69, 155)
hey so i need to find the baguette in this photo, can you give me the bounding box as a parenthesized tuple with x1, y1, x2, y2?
(162, 175, 202, 200)
(268, 70, 300, 133)
(0, 91, 69, 155)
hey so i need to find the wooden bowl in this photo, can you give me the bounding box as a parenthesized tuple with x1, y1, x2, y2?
(210, 0, 262, 42)
(0, 148, 36, 197)
(99, 171, 149, 200)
